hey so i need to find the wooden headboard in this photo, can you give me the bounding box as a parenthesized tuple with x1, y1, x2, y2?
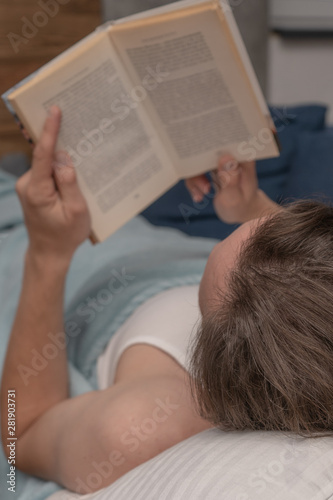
(0, 0, 101, 159)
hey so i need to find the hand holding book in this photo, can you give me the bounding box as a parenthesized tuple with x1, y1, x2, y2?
(186, 156, 280, 225)
(15, 107, 91, 265)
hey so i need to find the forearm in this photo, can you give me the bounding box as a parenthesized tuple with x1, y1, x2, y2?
(1, 250, 70, 443)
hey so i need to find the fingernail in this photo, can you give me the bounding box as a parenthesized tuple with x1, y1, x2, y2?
(49, 105, 60, 118)
(202, 184, 211, 195)
(191, 190, 202, 203)
(224, 160, 239, 172)
(217, 171, 229, 188)
(53, 151, 72, 169)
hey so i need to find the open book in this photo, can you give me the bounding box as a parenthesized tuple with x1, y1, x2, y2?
(3, 0, 280, 243)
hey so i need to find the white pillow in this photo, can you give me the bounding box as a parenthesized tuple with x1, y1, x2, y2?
(48, 428, 333, 500)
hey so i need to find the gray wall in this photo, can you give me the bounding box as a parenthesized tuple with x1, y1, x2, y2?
(268, 34, 333, 123)
(102, 0, 268, 94)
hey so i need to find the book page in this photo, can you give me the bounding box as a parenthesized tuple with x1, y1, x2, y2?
(110, 2, 279, 179)
(8, 32, 178, 241)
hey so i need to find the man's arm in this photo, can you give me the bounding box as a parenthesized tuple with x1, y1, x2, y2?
(0, 108, 117, 491)
(0, 106, 90, 454)
(1, 252, 69, 440)
(185, 155, 281, 225)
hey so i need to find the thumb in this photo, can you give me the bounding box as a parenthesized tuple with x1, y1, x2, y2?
(53, 152, 84, 204)
(239, 160, 258, 186)
(215, 158, 241, 190)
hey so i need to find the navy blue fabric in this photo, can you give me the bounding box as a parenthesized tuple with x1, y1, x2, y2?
(257, 105, 327, 202)
(142, 105, 328, 240)
(283, 128, 333, 202)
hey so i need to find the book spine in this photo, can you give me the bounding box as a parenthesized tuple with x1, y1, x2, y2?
(2, 93, 35, 147)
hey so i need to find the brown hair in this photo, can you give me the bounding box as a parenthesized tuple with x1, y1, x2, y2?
(190, 201, 333, 437)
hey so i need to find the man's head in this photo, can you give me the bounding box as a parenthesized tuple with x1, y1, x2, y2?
(193, 201, 333, 436)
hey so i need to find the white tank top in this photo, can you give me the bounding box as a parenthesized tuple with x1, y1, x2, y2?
(97, 285, 201, 389)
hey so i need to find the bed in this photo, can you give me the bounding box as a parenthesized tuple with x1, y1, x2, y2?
(1, 104, 333, 500)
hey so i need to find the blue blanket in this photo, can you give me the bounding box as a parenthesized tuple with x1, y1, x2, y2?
(0, 171, 218, 500)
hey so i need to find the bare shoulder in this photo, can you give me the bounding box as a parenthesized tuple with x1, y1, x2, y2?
(59, 370, 210, 493)
(83, 346, 211, 492)
(17, 345, 210, 494)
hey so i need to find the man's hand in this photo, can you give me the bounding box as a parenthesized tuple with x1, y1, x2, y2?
(185, 155, 280, 224)
(16, 106, 91, 266)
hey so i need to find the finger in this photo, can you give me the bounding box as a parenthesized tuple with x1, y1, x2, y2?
(217, 154, 239, 169)
(53, 153, 85, 206)
(185, 175, 211, 202)
(186, 183, 204, 203)
(15, 171, 32, 202)
(31, 106, 62, 183)
(215, 157, 241, 190)
(238, 160, 257, 184)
